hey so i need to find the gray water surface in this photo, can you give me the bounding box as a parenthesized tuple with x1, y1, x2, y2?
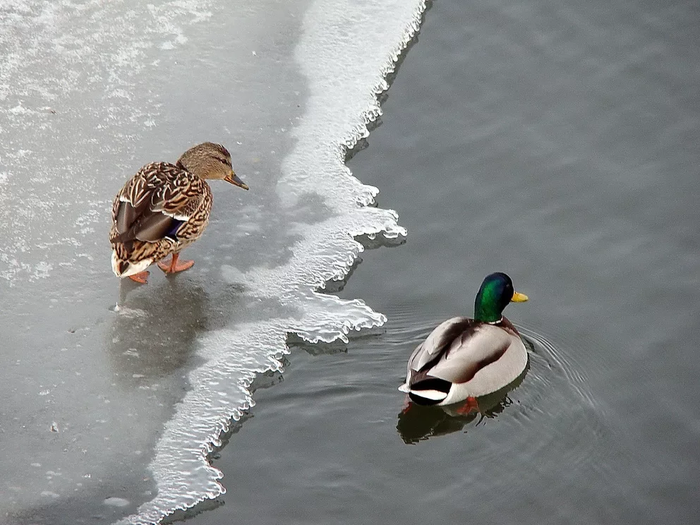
(188, 0, 700, 523)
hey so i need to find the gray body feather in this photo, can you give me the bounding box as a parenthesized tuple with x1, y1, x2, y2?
(400, 316, 528, 405)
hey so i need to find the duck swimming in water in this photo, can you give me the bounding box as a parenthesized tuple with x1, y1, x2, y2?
(109, 142, 248, 284)
(399, 272, 529, 407)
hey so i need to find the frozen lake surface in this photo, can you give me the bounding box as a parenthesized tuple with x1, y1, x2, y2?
(0, 0, 425, 522)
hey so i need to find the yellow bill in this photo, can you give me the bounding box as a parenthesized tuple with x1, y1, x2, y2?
(511, 291, 529, 302)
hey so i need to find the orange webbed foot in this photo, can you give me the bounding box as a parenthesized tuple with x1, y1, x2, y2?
(400, 396, 413, 415)
(128, 271, 150, 284)
(455, 396, 480, 415)
(157, 253, 195, 274)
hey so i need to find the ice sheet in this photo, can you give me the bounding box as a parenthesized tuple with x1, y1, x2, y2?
(0, 0, 426, 522)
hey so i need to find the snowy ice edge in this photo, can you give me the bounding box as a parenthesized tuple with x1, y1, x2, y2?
(117, 1, 428, 523)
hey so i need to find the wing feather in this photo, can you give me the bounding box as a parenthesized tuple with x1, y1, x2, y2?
(111, 162, 204, 245)
(427, 325, 512, 384)
(408, 317, 475, 373)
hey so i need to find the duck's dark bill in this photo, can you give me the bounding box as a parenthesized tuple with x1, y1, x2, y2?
(225, 172, 249, 190)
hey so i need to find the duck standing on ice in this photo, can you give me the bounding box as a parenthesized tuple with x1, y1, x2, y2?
(109, 142, 248, 284)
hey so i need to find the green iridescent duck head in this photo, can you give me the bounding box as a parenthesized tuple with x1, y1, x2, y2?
(474, 272, 528, 323)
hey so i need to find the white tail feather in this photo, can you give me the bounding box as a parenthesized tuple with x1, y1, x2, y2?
(409, 389, 448, 402)
(111, 251, 153, 277)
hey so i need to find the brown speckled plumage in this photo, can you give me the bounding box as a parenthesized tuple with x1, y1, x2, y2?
(110, 142, 248, 281)
(110, 162, 212, 272)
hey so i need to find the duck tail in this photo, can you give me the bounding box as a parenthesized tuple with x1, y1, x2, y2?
(407, 377, 451, 406)
(111, 250, 152, 278)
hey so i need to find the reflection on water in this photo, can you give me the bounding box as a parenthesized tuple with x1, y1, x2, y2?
(397, 369, 526, 444)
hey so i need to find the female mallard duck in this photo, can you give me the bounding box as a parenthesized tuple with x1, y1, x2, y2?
(399, 272, 529, 407)
(110, 142, 248, 284)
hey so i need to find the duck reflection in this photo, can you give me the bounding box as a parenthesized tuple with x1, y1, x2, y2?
(107, 278, 243, 386)
(397, 371, 525, 444)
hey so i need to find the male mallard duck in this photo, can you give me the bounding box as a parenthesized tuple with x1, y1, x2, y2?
(399, 272, 529, 407)
(110, 142, 248, 284)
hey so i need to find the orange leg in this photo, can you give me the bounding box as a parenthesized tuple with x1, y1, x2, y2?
(455, 396, 480, 415)
(128, 271, 150, 284)
(157, 253, 195, 274)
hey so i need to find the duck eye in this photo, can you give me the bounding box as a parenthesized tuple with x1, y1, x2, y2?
(215, 156, 231, 167)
